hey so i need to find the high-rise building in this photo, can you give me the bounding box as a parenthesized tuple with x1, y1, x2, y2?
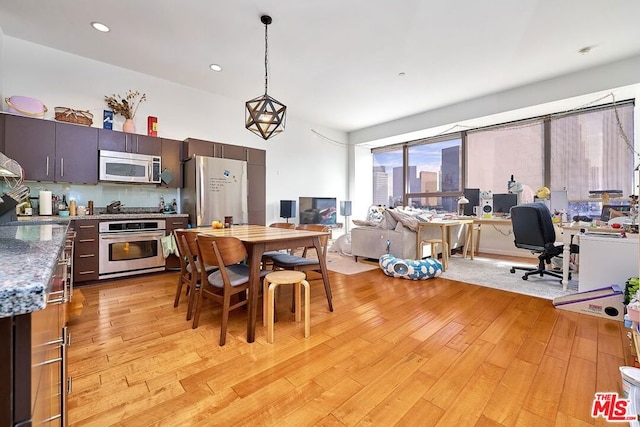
(373, 166, 389, 206)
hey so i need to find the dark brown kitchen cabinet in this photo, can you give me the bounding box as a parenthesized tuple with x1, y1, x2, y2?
(220, 143, 246, 161)
(160, 138, 183, 188)
(98, 129, 161, 156)
(248, 163, 266, 225)
(183, 137, 215, 160)
(72, 219, 99, 283)
(0, 114, 5, 152)
(3, 114, 98, 183)
(247, 147, 266, 166)
(165, 217, 188, 270)
(0, 245, 70, 426)
(4, 114, 56, 181)
(55, 122, 99, 184)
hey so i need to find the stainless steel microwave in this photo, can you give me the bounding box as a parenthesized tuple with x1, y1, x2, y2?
(99, 150, 161, 184)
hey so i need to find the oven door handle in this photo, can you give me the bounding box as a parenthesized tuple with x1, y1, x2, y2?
(100, 232, 165, 240)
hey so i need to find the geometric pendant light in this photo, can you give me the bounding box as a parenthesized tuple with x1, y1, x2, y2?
(245, 15, 287, 140)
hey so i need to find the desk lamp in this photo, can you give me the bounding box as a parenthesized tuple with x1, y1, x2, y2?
(457, 196, 469, 217)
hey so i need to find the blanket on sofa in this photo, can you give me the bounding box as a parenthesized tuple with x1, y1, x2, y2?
(353, 208, 421, 231)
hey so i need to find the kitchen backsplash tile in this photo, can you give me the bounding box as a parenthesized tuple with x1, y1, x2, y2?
(23, 181, 179, 212)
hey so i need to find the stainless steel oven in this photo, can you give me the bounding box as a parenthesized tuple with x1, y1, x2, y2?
(99, 219, 166, 279)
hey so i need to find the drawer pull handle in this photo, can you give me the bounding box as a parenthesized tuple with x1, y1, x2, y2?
(37, 356, 62, 367)
(79, 225, 95, 229)
(78, 270, 96, 275)
(78, 239, 95, 243)
(79, 254, 95, 258)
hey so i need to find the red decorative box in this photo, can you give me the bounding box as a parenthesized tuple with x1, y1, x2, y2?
(147, 116, 158, 137)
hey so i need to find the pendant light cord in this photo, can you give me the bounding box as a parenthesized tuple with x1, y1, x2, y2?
(264, 22, 269, 95)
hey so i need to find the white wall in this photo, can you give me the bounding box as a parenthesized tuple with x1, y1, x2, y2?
(350, 54, 640, 147)
(1, 37, 349, 224)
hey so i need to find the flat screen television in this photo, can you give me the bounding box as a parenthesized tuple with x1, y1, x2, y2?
(299, 197, 337, 225)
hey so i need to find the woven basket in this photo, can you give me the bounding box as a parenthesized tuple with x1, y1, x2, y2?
(54, 107, 93, 126)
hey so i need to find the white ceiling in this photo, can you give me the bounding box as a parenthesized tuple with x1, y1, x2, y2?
(1, 0, 639, 133)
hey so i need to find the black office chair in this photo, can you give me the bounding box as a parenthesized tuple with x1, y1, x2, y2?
(509, 202, 571, 282)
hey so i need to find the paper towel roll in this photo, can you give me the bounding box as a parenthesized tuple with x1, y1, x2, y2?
(40, 224, 52, 241)
(39, 190, 52, 215)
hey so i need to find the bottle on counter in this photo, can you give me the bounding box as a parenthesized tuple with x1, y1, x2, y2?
(59, 195, 69, 212)
(88, 200, 94, 215)
(69, 199, 77, 216)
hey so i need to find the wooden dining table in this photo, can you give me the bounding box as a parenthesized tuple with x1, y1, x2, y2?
(185, 224, 332, 343)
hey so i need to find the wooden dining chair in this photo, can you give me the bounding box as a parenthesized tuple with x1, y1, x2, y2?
(173, 230, 217, 321)
(270, 224, 333, 311)
(193, 234, 269, 345)
(262, 222, 297, 268)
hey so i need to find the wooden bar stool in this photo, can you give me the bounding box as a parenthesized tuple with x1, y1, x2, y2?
(262, 270, 310, 343)
(419, 239, 449, 271)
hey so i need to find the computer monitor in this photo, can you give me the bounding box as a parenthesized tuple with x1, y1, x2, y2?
(493, 193, 518, 216)
(463, 188, 480, 216)
(601, 204, 631, 221)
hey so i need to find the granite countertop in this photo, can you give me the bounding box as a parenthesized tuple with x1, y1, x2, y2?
(15, 212, 189, 223)
(0, 223, 68, 318)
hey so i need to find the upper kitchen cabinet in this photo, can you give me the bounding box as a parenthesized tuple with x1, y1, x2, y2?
(219, 143, 246, 161)
(3, 114, 99, 183)
(247, 148, 266, 166)
(4, 114, 56, 181)
(160, 138, 183, 188)
(0, 114, 5, 152)
(54, 122, 98, 184)
(183, 138, 215, 160)
(98, 129, 161, 156)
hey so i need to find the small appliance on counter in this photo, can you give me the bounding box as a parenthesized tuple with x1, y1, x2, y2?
(106, 200, 123, 214)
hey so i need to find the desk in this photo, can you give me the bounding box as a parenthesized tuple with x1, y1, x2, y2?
(560, 225, 625, 291)
(416, 219, 474, 260)
(578, 233, 639, 291)
(188, 225, 332, 343)
(470, 217, 512, 255)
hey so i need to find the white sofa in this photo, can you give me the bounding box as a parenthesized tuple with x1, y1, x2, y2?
(351, 209, 466, 261)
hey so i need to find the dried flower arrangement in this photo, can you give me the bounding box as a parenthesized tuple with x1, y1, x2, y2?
(104, 90, 146, 119)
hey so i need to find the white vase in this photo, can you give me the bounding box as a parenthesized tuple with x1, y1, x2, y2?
(122, 118, 135, 133)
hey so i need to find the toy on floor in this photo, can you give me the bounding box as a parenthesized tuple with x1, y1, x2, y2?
(379, 253, 443, 280)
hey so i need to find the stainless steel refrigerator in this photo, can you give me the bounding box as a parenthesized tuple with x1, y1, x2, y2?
(181, 156, 248, 227)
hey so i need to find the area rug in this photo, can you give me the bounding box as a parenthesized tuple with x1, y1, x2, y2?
(325, 252, 379, 275)
(441, 255, 579, 300)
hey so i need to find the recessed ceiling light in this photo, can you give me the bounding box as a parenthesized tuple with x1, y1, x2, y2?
(91, 22, 110, 33)
(209, 64, 222, 72)
(398, 72, 406, 77)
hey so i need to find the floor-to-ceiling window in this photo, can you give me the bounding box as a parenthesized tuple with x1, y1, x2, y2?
(467, 120, 544, 195)
(372, 146, 403, 208)
(550, 102, 634, 217)
(372, 101, 635, 218)
(406, 136, 462, 212)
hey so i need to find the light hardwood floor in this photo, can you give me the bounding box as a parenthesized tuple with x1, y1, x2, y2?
(67, 258, 633, 426)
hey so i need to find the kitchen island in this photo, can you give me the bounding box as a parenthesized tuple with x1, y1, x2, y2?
(0, 223, 68, 316)
(0, 222, 70, 426)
